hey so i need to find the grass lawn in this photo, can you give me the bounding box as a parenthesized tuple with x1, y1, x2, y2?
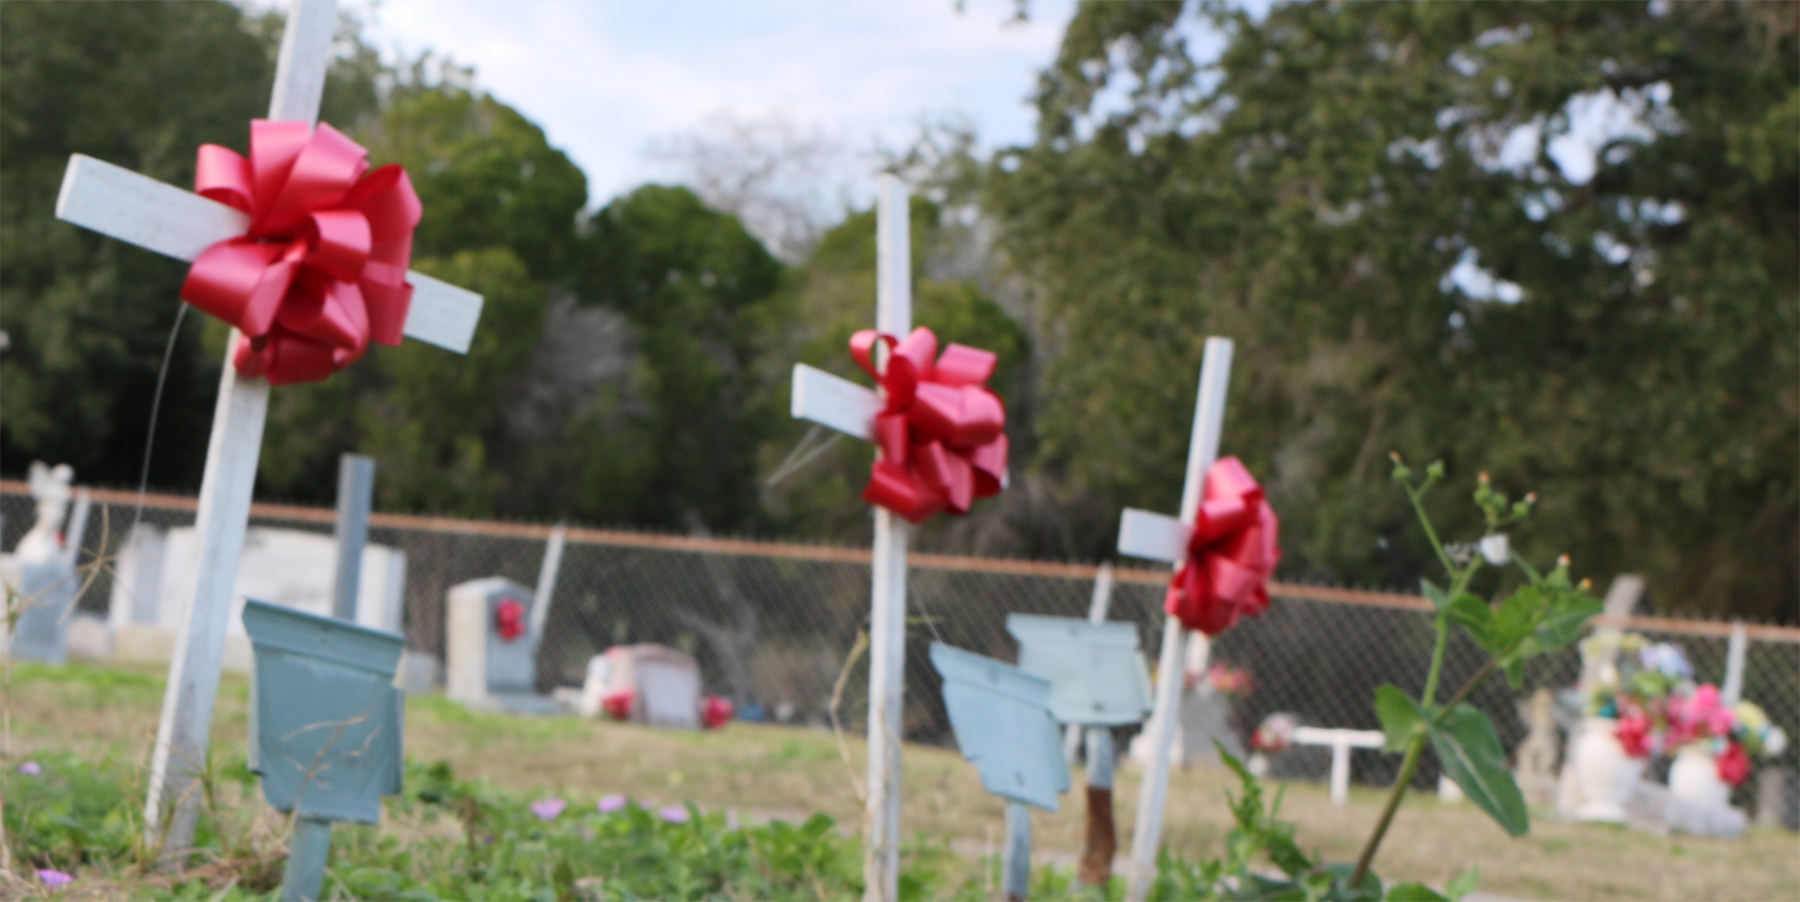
(8, 660, 1799, 900)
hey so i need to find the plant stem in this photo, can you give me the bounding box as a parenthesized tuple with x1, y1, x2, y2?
(1402, 484, 1456, 575)
(1350, 659, 1500, 889)
(1350, 734, 1423, 888)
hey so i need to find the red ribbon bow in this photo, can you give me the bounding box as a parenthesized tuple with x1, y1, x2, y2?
(181, 120, 421, 385)
(849, 327, 1008, 523)
(1166, 456, 1281, 635)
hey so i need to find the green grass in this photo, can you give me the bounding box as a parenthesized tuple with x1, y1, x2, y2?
(6, 660, 1799, 901)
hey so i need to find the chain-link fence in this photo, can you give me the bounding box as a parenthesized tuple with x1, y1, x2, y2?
(7, 482, 1797, 805)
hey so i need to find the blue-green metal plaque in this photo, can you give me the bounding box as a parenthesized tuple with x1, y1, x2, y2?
(1006, 614, 1152, 727)
(243, 599, 405, 825)
(930, 642, 1069, 811)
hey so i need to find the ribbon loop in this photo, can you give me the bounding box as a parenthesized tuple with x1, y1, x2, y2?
(1165, 456, 1281, 635)
(180, 120, 419, 385)
(850, 327, 1008, 522)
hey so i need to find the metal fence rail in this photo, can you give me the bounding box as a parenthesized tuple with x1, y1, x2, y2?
(6, 482, 1796, 801)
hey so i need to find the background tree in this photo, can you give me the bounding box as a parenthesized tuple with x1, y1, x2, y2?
(985, 0, 1796, 620)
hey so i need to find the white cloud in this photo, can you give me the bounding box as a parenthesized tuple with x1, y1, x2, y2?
(331, 0, 1076, 206)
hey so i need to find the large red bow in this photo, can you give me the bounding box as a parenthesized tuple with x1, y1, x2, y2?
(181, 120, 421, 385)
(1166, 456, 1281, 635)
(849, 327, 1008, 523)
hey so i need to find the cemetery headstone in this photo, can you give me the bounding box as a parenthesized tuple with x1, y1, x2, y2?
(106, 524, 408, 670)
(2, 462, 91, 664)
(581, 644, 704, 729)
(1290, 727, 1385, 805)
(1007, 613, 1151, 890)
(446, 577, 549, 710)
(51, 0, 485, 855)
(930, 643, 1068, 902)
(241, 599, 404, 901)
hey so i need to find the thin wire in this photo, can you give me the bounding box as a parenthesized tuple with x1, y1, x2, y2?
(763, 424, 842, 488)
(129, 303, 189, 536)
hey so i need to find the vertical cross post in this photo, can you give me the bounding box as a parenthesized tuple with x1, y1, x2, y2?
(278, 816, 334, 902)
(864, 173, 911, 902)
(142, 0, 336, 860)
(1078, 726, 1117, 890)
(1002, 800, 1032, 901)
(1123, 337, 1234, 902)
(1720, 621, 1748, 706)
(331, 454, 376, 622)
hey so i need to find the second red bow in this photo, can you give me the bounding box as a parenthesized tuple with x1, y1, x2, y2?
(181, 120, 421, 385)
(1166, 456, 1281, 635)
(849, 327, 1008, 523)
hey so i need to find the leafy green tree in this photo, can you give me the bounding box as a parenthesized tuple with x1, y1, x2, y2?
(0, 0, 379, 489)
(575, 185, 786, 529)
(987, 0, 1796, 619)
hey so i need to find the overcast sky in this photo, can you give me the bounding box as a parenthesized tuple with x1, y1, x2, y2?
(338, 0, 1079, 207)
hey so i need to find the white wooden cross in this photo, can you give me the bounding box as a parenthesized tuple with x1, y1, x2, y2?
(1114, 337, 1234, 902)
(1291, 726, 1385, 805)
(52, 0, 483, 859)
(788, 174, 909, 902)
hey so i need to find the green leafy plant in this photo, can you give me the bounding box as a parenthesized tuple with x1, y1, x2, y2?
(1350, 458, 1602, 888)
(1147, 746, 1477, 901)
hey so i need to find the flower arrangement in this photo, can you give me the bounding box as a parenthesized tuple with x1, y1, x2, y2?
(1206, 661, 1255, 697)
(1666, 685, 1789, 786)
(1580, 634, 1691, 758)
(1251, 712, 1297, 754)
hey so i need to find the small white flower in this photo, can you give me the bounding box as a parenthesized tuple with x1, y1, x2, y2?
(1479, 533, 1511, 565)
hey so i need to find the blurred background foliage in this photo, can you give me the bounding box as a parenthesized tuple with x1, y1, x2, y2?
(1, 0, 1792, 621)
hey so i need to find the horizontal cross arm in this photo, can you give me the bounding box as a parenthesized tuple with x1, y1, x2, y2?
(1293, 727, 1385, 749)
(1116, 508, 1186, 563)
(791, 363, 878, 442)
(55, 154, 481, 355)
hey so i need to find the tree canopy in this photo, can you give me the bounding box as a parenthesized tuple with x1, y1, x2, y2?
(1, 0, 1791, 620)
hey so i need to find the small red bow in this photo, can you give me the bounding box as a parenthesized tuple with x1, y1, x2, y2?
(181, 120, 421, 385)
(1166, 456, 1280, 635)
(494, 597, 527, 642)
(849, 327, 1008, 523)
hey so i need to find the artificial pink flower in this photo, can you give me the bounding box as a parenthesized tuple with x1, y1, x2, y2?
(597, 794, 628, 814)
(38, 869, 73, 888)
(1716, 741, 1751, 787)
(18, 761, 42, 776)
(659, 805, 690, 824)
(531, 797, 566, 821)
(1616, 714, 1654, 759)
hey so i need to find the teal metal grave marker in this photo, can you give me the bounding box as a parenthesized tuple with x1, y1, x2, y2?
(931, 642, 1069, 901)
(930, 642, 1069, 810)
(242, 598, 404, 901)
(1006, 614, 1152, 727)
(1006, 613, 1151, 891)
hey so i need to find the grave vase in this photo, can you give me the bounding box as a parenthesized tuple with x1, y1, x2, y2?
(1571, 716, 1644, 822)
(1668, 744, 1730, 810)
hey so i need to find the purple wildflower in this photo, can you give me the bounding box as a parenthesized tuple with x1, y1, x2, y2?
(18, 761, 42, 776)
(597, 794, 627, 814)
(531, 797, 567, 822)
(659, 805, 691, 824)
(38, 869, 74, 888)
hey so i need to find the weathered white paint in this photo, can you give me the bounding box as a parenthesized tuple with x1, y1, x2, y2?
(864, 173, 911, 902)
(1116, 509, 1187, 563)
(1293, 727, 1385, 805)
(529, 525, 567, 648)
(144, 340, 273, 860)
(1123, 337, 1234, 902)
(790, 364, 881, 441)
(55, 156, 483, 354)
(1721, 621, 1748, 706)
